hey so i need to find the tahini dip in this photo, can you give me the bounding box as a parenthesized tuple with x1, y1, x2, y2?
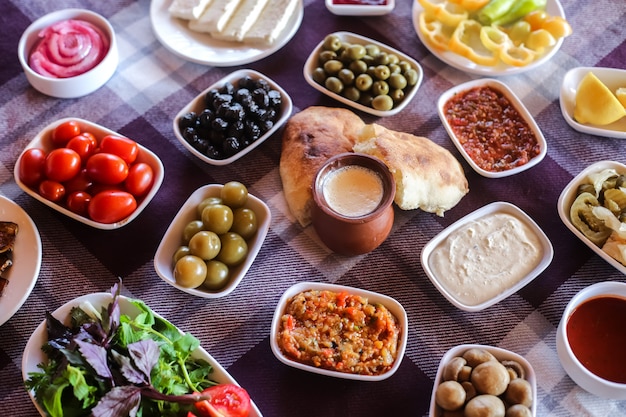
(323, 165, 384, 217)
(429, 213, 543, 306)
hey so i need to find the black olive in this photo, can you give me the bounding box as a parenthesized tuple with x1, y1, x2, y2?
(259, 120, 274, 133)
(211, 117, 229, 132)
(212, 93, 233, 110)
(245, 120, 261, 141)
(182, 127, 199, 142)
(234, 88, 251, 102)
(178, 112, 197, 130)
(268, 90, 282, 107)
(191, 137, 210, 154)
(198, 109, 213, 128)
(222, 137, 241, 157)
(256, 78, 271, 91)
(219, 82, 235, 95)
(205, 145, 222, 159)
(252, 88, 269, 107)
(204, 89, 220, 108)
(238, 76, 255, 90)
(227, 120, 245, 138)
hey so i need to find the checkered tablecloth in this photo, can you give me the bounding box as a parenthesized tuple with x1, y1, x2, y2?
(1, 0, 625, 416)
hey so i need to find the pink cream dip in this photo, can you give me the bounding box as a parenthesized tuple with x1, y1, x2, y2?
(29, 19, 109, 79)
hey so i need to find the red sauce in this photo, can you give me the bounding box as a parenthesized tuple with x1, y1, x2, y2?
(332, 0, 387, 5)
(566, 296, 626, 384)
(443, 86, 540, 172)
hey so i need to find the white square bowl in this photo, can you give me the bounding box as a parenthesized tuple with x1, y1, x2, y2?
(270, 281, 407, 381)
(430, 344, 537, 417)
(556, 160, 626, 275)
(437, 78, 547, 178)
(303, 31, 423, 117)
(14, 117, 164, 230)
(154, 184, 271, 298)
(420, 202, 553, 312)
(325, 0, 395, 16)
(173, 69, 292, 166)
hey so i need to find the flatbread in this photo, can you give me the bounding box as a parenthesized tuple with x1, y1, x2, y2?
(354, 124, 468, 215)
(279, 107, 365, 227)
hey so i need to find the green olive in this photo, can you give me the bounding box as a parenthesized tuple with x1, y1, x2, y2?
(359, 93, 374, 107)
(365, 44, 380, 57)
(404, 68, 420, 86)
(188, 230, 221, 260)
(325, 77, 344, 94)
(183, 220, 205, 243)
(323, 59, 343, 75)
(389, 63, 401, 74)
(318, 50, 337, 64)
(323, 34, 342, 51)
(346, 44, 366, 60)
(221, 181, 248, 208)
(374, 65, 391, 80)
(312, 67, 327, 85)
(387, 53, 400, 65)
(343, 86, 361, 102)
(374, 52, 390, 65)
(371, 80, 389, 96)
(196, 197, 222, 218)
(201, 204, 234, 235)
(361, 55, 375, 66)
(371, 95, 394, 111)
(355, 73, 373, 91)
(398, 61, 412, 73)
(389, 88, 405, 102)
(217, 232, 248, 266)
(349, 59, 368, 74)
(173, 246, 191, 264)
(337, 68, 355, 86)
(231, 207, 258, 240)
(389, 73, 408, 90)
(174, 255, 207, 288)
(203, 260, 230, 290)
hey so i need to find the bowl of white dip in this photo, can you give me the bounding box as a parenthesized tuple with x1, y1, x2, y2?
(420, 202, 553, 312)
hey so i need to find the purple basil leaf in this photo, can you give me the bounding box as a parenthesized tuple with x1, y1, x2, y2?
(76, 339, 113, 380)
(128, 340, 159, 382)
(91, 385, 142, 417)
(111, 350, 147, 385)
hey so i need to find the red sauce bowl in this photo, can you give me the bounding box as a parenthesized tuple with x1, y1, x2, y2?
(557, 281, 626, 399)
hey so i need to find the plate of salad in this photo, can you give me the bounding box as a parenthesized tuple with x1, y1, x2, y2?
(22, 282, 261, 417)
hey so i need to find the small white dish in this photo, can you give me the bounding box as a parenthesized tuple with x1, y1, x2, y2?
(325, 0, 394, 16)
(560, 67, 626, 139)
(556, 281, 626, 399)
(270, 281, 408, 381)
(438, 78, 547, 178)
(557, 160, 626, 275)
(0, 196, 42, 326)
(21, 292, 263, 416)
(412, 0, 565, 76)
(303, 31, 423, 117)
(18, 8, 118, 98)
(14, 118, 164, 230)
(430, 344, 537, 416)
(421, 202, 553, 312)
(173, 69, 293, 166)
(154, 184, 270, 298)
(150, 0, 303, 66)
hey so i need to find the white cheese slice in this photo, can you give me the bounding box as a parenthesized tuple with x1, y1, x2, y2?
(188, 0, 244, 34)
(244, 0, 299, 45)
(168, 0, 213, 20)
(211, 0, 270, 42)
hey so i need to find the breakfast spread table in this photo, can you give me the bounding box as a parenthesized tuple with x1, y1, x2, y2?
(1, 0, 626, 416)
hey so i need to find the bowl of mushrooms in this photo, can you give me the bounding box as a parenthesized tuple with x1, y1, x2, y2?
(430, 344, 536, 417)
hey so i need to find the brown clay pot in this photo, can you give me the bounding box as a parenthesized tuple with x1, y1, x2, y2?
(311, 152, 396, 256)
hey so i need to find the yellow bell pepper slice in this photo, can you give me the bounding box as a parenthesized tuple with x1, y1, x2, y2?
(459, 0, 490, 11)
(479, 25, 512, 52)
(542, 16, 573, 39)
(525, 28, 556, 54)
(417, 0, 469, 27)
(418, 12, 455, 51)
(449, 19, 499, 66)
(499, 44, 536, 66)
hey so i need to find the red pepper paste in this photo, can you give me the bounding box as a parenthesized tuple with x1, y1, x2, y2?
(443, 86, 540, 172)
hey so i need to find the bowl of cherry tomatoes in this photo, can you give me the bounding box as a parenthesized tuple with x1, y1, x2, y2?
(14, 118, 164, 229)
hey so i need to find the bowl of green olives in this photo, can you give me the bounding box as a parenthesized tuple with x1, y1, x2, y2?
(173, 69, 292, 166)
(153, 182, 271, 298)
(304, 32, 423, 117)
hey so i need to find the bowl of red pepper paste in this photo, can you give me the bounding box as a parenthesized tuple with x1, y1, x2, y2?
(437, 78, 547, 178)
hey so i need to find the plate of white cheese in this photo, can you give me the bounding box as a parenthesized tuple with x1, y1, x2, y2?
(150, 0, 303, 66)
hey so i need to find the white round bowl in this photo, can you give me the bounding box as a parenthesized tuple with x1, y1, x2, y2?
(556, 281, 626, 399)
(18, 8, 118, 98)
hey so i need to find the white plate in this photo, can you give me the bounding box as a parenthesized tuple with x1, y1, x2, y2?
(154, 184, 271, 298)
(270, 281, 408, 381)
(437, 78, 547, 178)
(430, 344, 537, 417)
(557, 160, 626, 275)
(150, 0, 303, 66)
(14, 118, 164, 230)
(325, 0, 394, 16)
(421, 202, 553, 312)
(303, 31, 423, 117)
(21, 292, 263, 416)
(0, 196, 42, 326)
(560, 67, 626, 139)
(173, 69, 293, 166)
(412, 0, 565, 76)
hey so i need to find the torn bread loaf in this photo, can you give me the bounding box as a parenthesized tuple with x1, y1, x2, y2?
(354, 124, 469, 215)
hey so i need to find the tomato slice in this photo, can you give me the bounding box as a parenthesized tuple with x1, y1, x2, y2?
(194, 384, 251, 417)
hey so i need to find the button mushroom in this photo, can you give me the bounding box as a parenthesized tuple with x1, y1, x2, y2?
(504, 378, 533, 408)
(471, 360, 510, 396)
(464, 394, 505, 417)
(505, 404, 532, 417)
(463, 348, 497, 367)
(435, 380, 466, 411)
(443, 356, 467, 381)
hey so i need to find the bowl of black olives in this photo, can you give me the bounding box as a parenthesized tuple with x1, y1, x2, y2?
(304, 32, 423, 117)
(173, 69, 293, 165)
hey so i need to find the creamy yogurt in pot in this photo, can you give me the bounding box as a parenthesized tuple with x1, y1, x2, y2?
(322, 165, 384, 217)
(429, 213, 542, 306)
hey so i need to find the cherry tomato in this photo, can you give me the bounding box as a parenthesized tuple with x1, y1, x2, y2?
(66, 191, 91, 216)
(187, 413, 199, 417)
(88, 190, 137, 224)
(125, 162, 154, 197)
(45, 148, 82, 182)
(99, 134, 139, 164)
(18, 148, 47, 187)
(64, 169, 93, 193)
(66, 134, 96, 161)
(86, 153, 129, 185)
(79, 131, 98, 148)
(194, 385, 251, 417)
(51, 120, 81, 147)
(38, 180, 65, 202)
